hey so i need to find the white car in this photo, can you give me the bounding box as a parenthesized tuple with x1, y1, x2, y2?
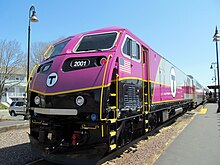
(9, 100, 26, 116)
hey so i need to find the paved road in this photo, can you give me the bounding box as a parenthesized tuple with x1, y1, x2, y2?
(0, 109, 28, 130)
(154, 103, 220, 165)
(0, 109, 24, 120)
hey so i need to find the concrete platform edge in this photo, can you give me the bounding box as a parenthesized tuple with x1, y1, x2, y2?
(0, 122, 29, 133)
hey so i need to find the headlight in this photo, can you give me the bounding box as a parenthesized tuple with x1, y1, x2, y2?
(75, 96, 84, 106)
(34, 96, 40, 105)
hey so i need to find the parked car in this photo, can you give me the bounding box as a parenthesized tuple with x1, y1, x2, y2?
(9, 100, 26, 116)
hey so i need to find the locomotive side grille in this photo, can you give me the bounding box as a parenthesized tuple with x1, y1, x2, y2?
(123, 85, 141, 110)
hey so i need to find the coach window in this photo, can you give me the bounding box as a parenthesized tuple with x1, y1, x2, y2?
(122, 36, 140, 61)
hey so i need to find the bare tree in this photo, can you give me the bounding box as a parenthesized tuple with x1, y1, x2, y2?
(31, 37, 65, 68)
(31, 41, 50, 67)
(0, 39, 25, 100)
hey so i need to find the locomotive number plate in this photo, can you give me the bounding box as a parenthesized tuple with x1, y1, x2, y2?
(70, 59, 90, 68)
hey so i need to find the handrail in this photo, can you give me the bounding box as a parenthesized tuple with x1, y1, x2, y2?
(115, 73, 119, 118)
(117, 114, 143, 122)
(146, 51, 151, 113)
(43, 45, 54, 59)
(142, 53, 145, 114)
(100, 54, 112, 121)
(25, 64, 39, 92)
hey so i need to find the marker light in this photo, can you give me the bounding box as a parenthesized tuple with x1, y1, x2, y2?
(91, 114, 97, 121)
(100, 57, 107, 65)
(34, 96, 40, 105)
(75, 96, 84, 106)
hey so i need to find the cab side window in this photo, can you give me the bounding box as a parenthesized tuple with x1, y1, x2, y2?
(122, 36, 140, 61)
(123, 38, 132, 56)
(134, 44, 140, 60)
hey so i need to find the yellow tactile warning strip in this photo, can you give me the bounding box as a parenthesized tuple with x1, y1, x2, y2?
(198, 108, 208, 114)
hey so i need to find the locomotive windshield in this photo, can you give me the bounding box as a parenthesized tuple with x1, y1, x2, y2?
(75, 32, 118, 52)
(44, 39, 70, 58)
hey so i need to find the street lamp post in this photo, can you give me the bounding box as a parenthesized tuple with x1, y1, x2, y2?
(26, 5, 39, 118)
(210, 62, 217, 101)
(213, 26, 220, 113)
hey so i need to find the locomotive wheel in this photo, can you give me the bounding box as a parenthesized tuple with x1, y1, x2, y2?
(148, 113, 157, 131)
(117, 121, 133, 146)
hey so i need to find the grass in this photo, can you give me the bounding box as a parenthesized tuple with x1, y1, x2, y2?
(0, 103, 8, 110)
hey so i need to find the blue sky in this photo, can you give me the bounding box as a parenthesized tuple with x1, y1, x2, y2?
(1, 0, 220, 87)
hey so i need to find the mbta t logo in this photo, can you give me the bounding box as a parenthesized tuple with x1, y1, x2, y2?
(46, 72, 58, 87)
(170, 67, 176, 98)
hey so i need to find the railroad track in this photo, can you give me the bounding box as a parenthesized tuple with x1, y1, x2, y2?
(26, 112, 183, 165)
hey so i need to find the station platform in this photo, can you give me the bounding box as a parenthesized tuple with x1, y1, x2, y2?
(154, 103, 220, 165)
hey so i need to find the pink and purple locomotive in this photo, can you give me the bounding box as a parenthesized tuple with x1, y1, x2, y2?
(28, 27, 205, 164)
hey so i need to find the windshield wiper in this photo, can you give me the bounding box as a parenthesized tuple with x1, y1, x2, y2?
(95, 49, 103, 52)
(80, 48, 103, 52)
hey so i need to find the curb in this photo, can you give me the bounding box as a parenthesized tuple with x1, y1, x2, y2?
(0, 109, 9, 112)
(0, 122, 29, 133)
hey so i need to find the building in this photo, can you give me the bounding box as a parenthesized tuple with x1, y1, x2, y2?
(1, 67, 26, 104)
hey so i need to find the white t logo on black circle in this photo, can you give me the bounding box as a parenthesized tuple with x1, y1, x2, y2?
(46, 72, 58, 87)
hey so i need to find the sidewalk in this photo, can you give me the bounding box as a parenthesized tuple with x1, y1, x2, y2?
(154, 103, 220, 165)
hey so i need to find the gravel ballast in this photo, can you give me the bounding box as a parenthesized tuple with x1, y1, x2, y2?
(0, 128, 40, 165)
